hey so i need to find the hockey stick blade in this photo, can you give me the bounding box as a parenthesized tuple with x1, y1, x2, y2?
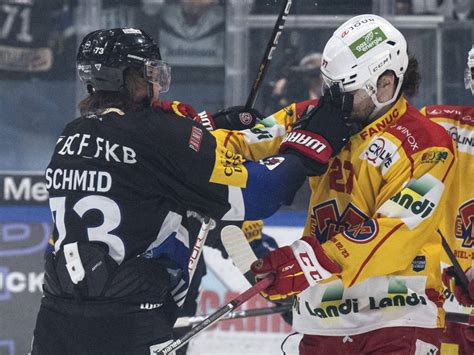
(156, 275, 274, 355)
(174, 303, 292, 328)
(221, 225, 258, 284)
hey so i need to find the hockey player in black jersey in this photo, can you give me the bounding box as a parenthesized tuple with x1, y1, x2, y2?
(31, 28, 356, 355)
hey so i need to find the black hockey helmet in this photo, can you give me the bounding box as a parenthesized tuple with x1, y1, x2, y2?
(77, 28, 170, 94)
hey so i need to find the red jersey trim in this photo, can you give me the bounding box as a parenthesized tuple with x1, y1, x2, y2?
(423, 105, 474, 129)
(294, 99, 319, 119)
(441, 155, 456, 183)
(386, 105, 455, 157)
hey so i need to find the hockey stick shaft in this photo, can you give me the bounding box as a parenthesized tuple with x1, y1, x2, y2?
(438, 229, 470, 292)
(445, 311, 474, 326)
(188, 217, 212, 283)
(157, 276, 274, 355)
(174, 304, 291, 328)
(245, 0, 292, 109)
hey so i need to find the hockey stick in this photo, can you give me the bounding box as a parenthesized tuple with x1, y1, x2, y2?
(245, 0, 293, 109)
(220, 225, 258, 285)
(438, 228, 470, 293)
(156, 275, 274, 355)
(188, 217, 213, 283)
(445, 311, 474, 326)
(174, 303, 292, 328)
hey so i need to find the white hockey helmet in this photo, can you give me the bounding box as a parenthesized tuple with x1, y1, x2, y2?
(465, 46, 474, 95)
(321, 14, 409, 112)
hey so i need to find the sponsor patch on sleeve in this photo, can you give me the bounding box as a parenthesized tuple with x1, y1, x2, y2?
(420, 150, 448, 164)
(411, 255, 426, 272)
(188, 126, 203, 152)
(210, 146, 248, 188)
(259, 156, 285, 171)
(376, 174, 444, 230)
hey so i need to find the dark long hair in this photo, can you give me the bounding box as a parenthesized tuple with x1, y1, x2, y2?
(400, 55, 420, 97)
(78, 67, 148, 116)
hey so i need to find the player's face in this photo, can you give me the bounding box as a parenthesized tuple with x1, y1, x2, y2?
(348, 89, 375, 121)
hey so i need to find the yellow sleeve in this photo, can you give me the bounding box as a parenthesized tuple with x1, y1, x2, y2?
(323, 140, 457, 288)
(210, 103, 300, 160)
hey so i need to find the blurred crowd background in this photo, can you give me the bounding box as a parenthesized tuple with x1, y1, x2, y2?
(0, 0, 473, 209)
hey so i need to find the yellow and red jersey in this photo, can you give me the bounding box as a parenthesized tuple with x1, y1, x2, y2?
(213, 97, 457, 335)
(421, 104, 474, 316)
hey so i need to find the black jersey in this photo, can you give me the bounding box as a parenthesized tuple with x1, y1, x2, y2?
(45, 106, 307, 305)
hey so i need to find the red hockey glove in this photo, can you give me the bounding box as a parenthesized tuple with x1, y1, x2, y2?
(151, 100, 199, 119)
(279, 85, 358, 175)
(250, 236, 341, 301)
(152, 101, 263, 132)
(442, 266, 474, 306)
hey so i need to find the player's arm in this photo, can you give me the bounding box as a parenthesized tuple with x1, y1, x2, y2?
(253, 124, 456, 299)
(151, 88, 353, 222)
(211, 100, 318, 161)
(323, 133, 456, 288)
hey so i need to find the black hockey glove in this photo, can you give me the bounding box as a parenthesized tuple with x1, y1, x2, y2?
(210, 106, 264, 131)
(279, 85, 358, 176)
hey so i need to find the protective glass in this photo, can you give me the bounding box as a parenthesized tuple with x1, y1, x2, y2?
(144, 59, 171, 93)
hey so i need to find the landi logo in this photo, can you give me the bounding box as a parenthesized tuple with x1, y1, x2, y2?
(349, 27, 387, 58)
(301, 279, 428, 319)
(377, 174, 443, 230)
(389, 187, 436, 219)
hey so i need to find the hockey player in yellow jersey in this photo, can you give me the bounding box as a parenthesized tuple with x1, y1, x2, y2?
(220, 14, 457, 354)
(421, 46, 474, 355)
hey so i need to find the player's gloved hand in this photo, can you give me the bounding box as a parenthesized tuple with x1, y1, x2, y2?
(210, 106, 264, 131)
(442, 266, 474, 306)
(152, 100, 263, 132)
(250, 236, 341, 301)
(279, 84, 357, 175)
(151, 99, 199, 119)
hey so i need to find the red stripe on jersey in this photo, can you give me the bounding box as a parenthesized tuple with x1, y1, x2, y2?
(386, 105, 454, 157)
(442, 155, 456, 183)
(223, 131, 234, 147)
(424, 105, 474, 128)
(349, 222, 404, 287)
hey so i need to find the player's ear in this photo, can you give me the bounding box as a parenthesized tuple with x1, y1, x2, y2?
(377, 71, 396, 90)
(376, 71, 396, 103)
